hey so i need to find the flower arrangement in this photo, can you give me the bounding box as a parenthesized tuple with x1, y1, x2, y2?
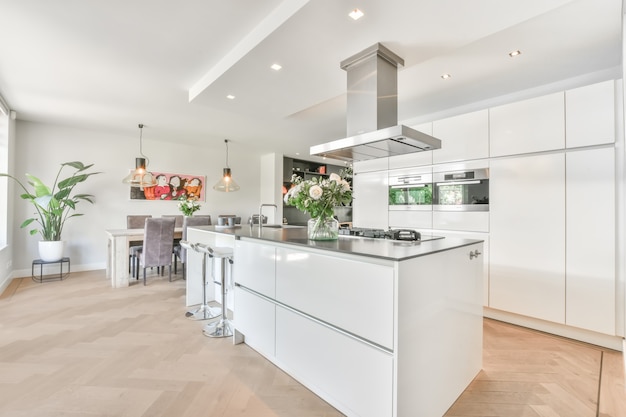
(284, 172, 352, 219)
(177, 196, 201, 216)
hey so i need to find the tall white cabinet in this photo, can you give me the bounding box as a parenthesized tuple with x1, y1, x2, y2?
(348, 79, 622, 344)
(565, 147, 615, 335)
(352, 159, 389, 229)
(489, 153, 566, 323)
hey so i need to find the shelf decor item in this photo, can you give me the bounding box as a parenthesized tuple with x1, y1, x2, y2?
(0, 161, 100, 261)
(177, 196, 201, 216)
(284, 172, 352, 241)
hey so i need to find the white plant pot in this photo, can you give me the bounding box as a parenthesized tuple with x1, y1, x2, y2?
(38, 240, 65, 262)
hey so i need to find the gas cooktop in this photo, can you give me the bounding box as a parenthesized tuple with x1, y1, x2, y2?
(339, 227, 444, 242)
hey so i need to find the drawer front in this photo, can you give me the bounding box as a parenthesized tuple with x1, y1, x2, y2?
(276, 306, 393, 417)
(276, 248, 394, 349)
(233, 286, 276, 358)
(233, 240, 276, 298)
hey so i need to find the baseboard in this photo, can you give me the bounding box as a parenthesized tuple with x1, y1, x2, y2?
(0, 270, 13, 295)
(484, 307, 624, 351)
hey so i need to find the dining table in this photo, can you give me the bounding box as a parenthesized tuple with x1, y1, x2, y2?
(105, 227, 182, 288)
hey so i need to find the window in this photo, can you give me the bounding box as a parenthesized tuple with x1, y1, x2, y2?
(0, 111, 8, 246)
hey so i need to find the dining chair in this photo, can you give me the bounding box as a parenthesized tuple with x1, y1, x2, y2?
(127, 215, 152, 278)
(173, 216, 212, 279)
(136, 217, 176, 285)
(194, 214, 212, 223)
(162, 214, 184, 227)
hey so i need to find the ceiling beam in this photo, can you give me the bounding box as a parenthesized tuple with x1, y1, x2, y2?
(188, 0, 310, 102)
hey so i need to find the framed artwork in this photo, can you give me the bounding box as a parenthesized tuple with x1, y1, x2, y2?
(129, 171, 206, 201)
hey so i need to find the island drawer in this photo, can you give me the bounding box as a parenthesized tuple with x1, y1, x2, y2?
(275, 247, 394, 350)
(275, 306, 393, 417)
(233, 240, 276, 298)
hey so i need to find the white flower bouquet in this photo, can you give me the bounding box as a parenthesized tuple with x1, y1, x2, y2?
(177, 196, 201, 216)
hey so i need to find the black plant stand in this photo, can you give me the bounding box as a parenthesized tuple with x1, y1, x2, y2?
(31, 257, 70, 283)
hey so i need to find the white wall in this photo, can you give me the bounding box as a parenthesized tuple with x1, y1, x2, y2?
(0, 115, 16, 291)
(8, 120, 265, 275)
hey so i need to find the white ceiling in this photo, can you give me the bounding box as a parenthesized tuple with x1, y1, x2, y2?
(0, 0, 622, 161)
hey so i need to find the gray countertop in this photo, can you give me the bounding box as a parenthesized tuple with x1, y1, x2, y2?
(189, 225, 483, 261)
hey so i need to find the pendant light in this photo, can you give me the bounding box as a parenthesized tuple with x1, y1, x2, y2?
(122, 123, 157, 188)
(213, 139, 240, 192)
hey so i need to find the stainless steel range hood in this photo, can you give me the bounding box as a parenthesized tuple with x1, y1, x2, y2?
(310, 43, 441, 162)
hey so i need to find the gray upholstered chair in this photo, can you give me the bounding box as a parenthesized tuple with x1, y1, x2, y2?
(174, 216, 212, 278)
(194, 214, 212, 223)
(127, 215, 152, 277)
(136, 217, 176, 285)
(162, 214, 184, 227)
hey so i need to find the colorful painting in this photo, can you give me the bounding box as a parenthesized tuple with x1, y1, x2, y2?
(129, 171, 205, 201)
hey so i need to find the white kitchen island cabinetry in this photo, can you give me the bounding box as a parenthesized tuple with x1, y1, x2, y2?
(223, 227, 484, 417)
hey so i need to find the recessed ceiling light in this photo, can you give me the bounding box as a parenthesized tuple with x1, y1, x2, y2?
(226, 94, 235, 100)
(271, 63, 282, 71)
(440, 73, 452, 80)
(349, 8, 364, 20)
(509, 50, 522, 57)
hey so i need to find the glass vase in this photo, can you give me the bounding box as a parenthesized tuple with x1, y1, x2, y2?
(307, 216, 339, 241)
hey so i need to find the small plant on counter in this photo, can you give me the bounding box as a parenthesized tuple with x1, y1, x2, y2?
(177, 196, 201, 216)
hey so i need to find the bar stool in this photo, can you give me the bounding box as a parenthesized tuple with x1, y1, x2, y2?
(201, 245, 234, 338)
(182, 241, 221, 321)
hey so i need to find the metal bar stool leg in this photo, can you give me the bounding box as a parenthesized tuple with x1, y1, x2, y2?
(203, 248, 234, 338)
(183, 241, 221, 321)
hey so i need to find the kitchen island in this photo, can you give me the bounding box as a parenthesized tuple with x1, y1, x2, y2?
(186, 225, 484, 417)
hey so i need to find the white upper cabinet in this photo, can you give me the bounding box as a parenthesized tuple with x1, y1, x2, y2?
(389, 122, 433, 169)
(490, 92, 565, 157)
(353, 157, 388, 173)
(565, 80, 615, 148)
(565, 147, 615, 335)
(432, 110, 489, 164)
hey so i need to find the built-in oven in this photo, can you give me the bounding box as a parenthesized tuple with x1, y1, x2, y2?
(433, 168, 489, 211)
(388, 172, 433, 211)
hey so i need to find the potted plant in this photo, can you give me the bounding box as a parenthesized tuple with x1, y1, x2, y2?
(0, 161, 100, 261)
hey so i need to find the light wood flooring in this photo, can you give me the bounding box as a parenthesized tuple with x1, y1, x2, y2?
(0, 270, 624, 417)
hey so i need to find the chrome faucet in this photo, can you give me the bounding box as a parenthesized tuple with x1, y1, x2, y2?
(259, 203, 277, 230)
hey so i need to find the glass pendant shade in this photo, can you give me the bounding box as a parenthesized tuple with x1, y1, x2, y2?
(122, 157, 157, 188)
(123, 123, 156, 188)
(213, 139, 240, 192)
(213, 168, 240, 192)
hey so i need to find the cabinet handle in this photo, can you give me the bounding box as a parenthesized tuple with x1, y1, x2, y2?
(469, 250, 482, 260)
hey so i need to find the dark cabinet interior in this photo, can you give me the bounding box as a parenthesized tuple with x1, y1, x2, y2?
(283, 157, 343, 182)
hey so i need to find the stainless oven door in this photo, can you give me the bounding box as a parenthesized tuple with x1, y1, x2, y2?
(433, 169, 489, 211)
(389, 173, 432, 211)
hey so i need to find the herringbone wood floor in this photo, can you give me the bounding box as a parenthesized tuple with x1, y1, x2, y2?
(0, 270, 624, 417)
